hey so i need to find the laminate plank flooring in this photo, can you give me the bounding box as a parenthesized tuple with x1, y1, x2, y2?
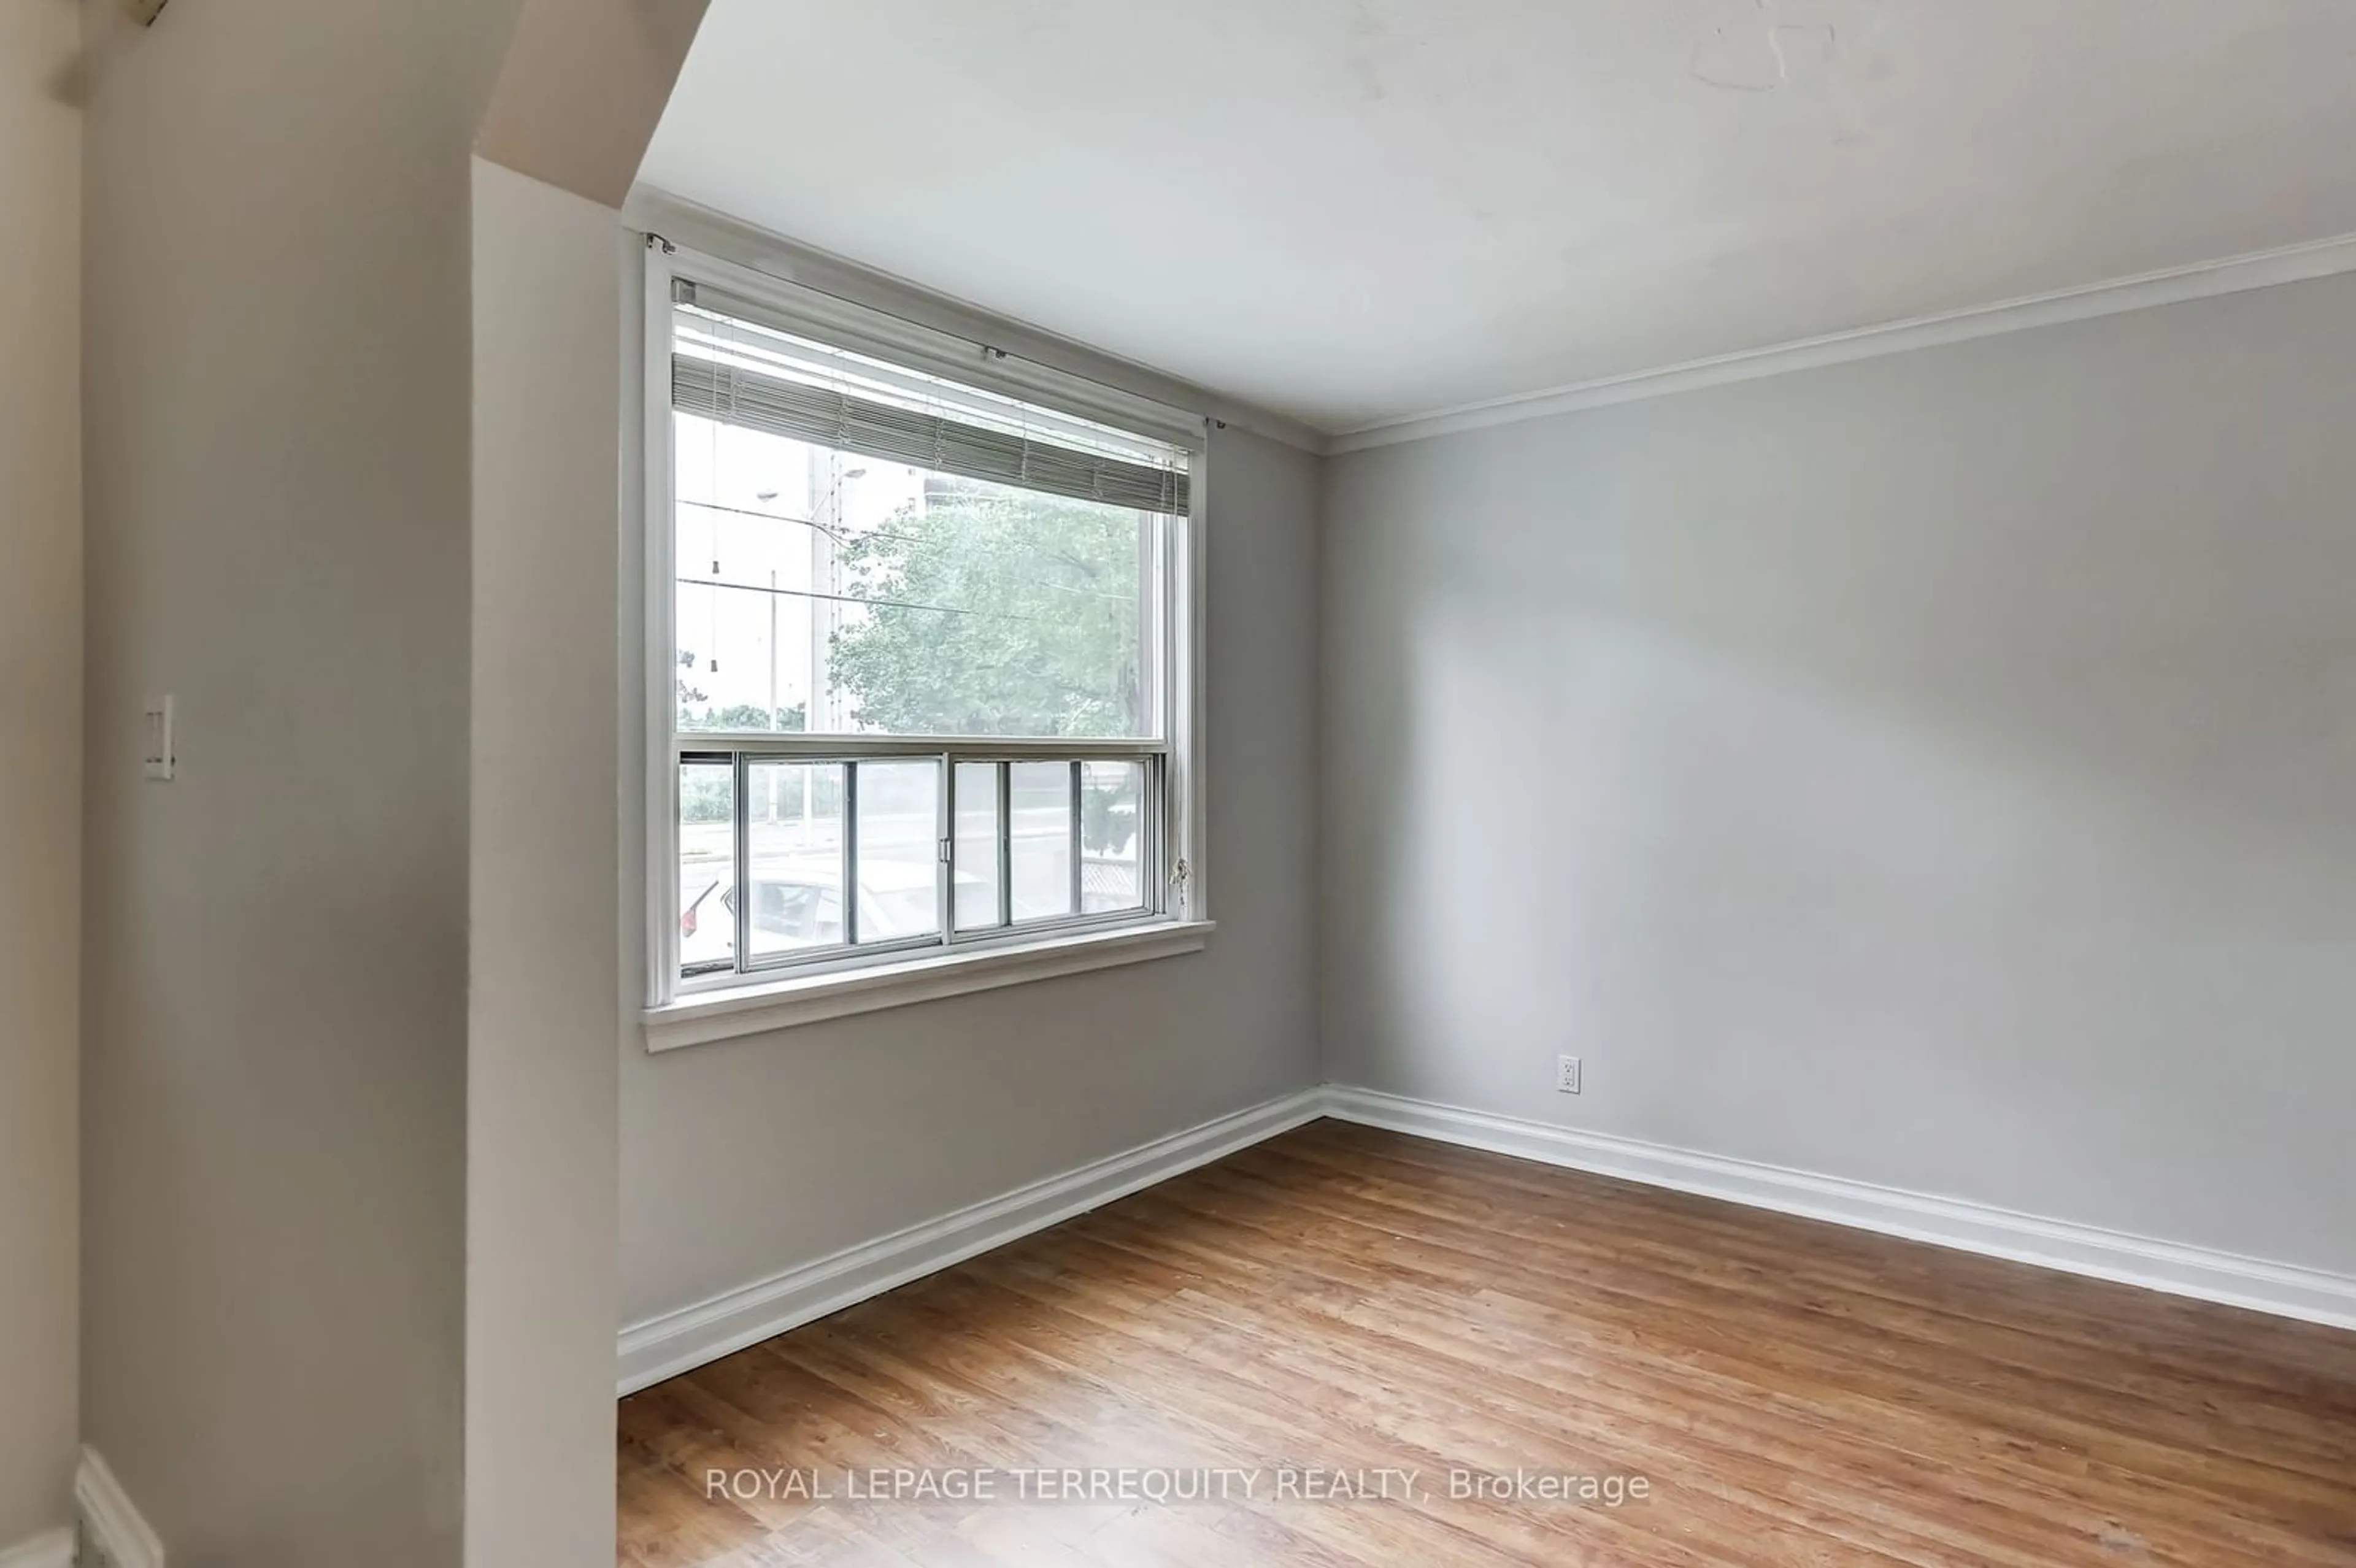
(618, 1119, 2356, 1566)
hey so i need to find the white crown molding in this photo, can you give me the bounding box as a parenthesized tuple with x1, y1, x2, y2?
(1324, 1087, 2356, 1332)
(76, 1448, 164, 1568)
(616, 1086, 1327, 1394)
(621, 186, 1331, 457)
(1328, 230, 2356, 453)
(0, 1529, 74, 1568)
(625, 194, 2356, 461)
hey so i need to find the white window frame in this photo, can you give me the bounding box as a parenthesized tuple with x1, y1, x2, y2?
(638, 242, 1211, 1048)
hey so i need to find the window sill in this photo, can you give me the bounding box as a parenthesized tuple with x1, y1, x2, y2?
(642, 920, 1215, 1051)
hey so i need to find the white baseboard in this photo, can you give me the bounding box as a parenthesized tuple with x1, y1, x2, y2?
(617, 1087, 1327, 1394)
(1325, 1086, 2356, 1333)
(618, 1082, 2355, 1396)
(0, 1529, 74, 1568)
(75, 1448, 163, 1568)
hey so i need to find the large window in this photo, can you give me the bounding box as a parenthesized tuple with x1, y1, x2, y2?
(647, 253, 1203, 1003)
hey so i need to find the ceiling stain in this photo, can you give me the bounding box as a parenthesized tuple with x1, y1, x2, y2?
(1769, 23, 1840, 89)
(1346, 0, 1392, 102)
(1691, 0, 1879, 139)
(1693, 0, 1870, 86)
(1693, 0, 1787, 92)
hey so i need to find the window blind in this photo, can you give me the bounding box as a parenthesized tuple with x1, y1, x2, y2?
(672, 286, 1191, 517)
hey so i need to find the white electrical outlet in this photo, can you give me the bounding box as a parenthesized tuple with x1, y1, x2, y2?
(1555, 1055, 1582, 1094)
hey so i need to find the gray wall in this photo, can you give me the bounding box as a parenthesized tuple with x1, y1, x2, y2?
(466, 161, 631, 1568)
(0, 0, 82, 1550)
(620, 425, 1322, 1329)
(79, 1, 520, 1561)
(1322, 273, 2356, 1277)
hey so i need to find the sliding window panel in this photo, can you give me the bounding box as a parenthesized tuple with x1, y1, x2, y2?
(744, 760, 848, 960)
(1079, 759, 1148, 915)
(952, 761, 1005, 932)
(673, 302, 1175, 743)
(853, 759, 943, 945)
(1007, 760, 1076, 924)
(678, 755, 737, 977)
(807, 480, 1155, 739)
(672, 412, 836, 737)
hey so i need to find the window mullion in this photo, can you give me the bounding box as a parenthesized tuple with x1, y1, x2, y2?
(842, 761, 860, 947)
(1068, 759, 1084, 918)
(997, 762, 1013, 930)
(1148, 753, 1165, 917)
(731, 751, 752, 977)
(934, 754, 952, 951)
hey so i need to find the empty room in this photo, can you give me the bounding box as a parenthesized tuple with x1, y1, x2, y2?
(7, 1, 2355, 1566)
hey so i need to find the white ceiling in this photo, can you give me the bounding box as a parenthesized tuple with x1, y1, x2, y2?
(640, 0, 2356, 437)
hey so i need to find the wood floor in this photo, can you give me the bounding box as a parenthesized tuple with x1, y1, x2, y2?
(618, 1120, 2356, 1567)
